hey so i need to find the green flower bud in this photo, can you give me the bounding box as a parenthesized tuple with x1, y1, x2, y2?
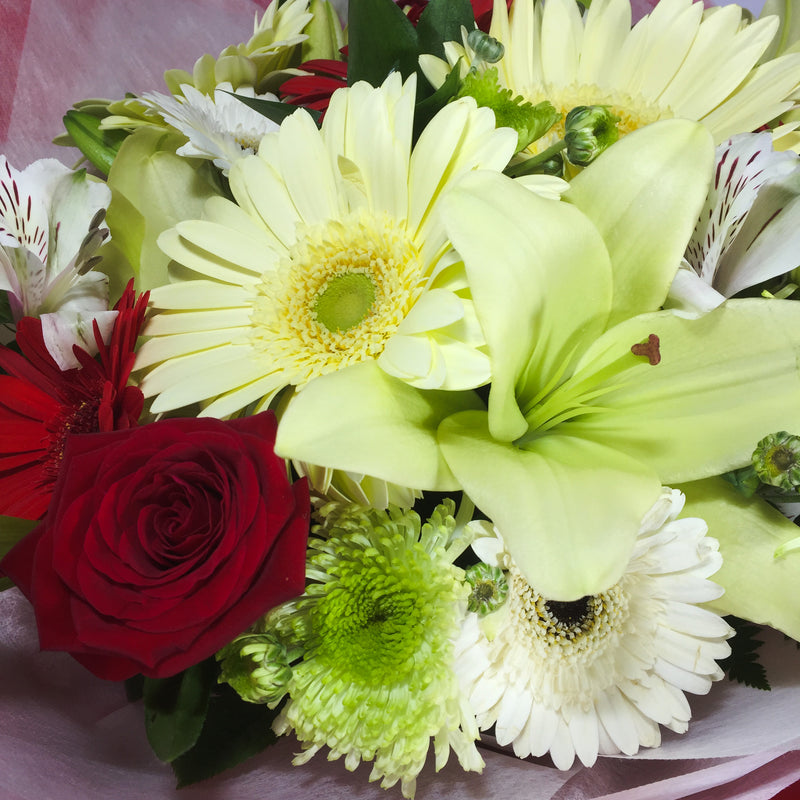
(467, 29, 505, 64)
(564, 105, 620, 166)
(217, 632, 294, 705)
(465, 562, 508, 615)
(752, 431, 800, 490)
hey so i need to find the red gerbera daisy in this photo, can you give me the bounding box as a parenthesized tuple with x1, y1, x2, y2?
(0, 280, 148, 519)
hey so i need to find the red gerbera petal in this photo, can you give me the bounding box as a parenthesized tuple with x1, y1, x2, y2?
(0, 280, 149, 519)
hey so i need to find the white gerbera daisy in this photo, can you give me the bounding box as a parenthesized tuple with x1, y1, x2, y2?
(135, 73, 517, 418)
(139, 82, 281, 175)
(670, 132, 800, 312)
(456, 488, 733, 770)
(423, 0, 800, 152)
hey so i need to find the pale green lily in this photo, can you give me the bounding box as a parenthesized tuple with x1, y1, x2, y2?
(276, 120, 800, 603)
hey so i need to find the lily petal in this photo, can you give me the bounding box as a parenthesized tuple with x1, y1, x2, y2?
(566, 299, 800, 483)
(564, 118, 715, 325)
(275, 360, 484, 491)
(438, 410, 661, 600)
(441, 170, 612, 442)
(678, 477, 800, 641)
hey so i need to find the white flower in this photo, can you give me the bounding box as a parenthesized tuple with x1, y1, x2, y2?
(0, 156, 115, 369)
(135, 73, 517, 418)
(670, 132, 800, 313)
(140, 82, 281, 175)
(456, 488, 733, 770)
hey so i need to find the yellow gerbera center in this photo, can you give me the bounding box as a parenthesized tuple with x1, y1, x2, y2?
(249, 212, 424, 386)
(525, 82, 673, 154)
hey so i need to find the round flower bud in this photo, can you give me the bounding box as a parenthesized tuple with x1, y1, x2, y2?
(217, 633, 294, 705)
(465, 562, 509, 615)
(564, 105, 620, 166)
(467, 29, 505, 64)
(752, 431, 800, 490)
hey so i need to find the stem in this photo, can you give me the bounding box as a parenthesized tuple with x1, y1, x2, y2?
(506, 140, 567, 178)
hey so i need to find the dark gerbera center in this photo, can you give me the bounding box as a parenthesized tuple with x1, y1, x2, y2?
(544, 596, 593, 627)
(44, 392, 103, 482)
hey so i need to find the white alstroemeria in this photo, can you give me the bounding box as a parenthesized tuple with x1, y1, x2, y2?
(0, 156, 115, 369)
(669, 132, 800, 312)
(140, 82, 281, 175)
(456, 489, 733, 770)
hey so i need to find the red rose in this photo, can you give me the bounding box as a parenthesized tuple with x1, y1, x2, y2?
(0, 412, 309, 681)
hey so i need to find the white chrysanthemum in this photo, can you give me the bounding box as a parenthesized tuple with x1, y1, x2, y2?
(135, 73, 517, 417)
(422, 0, 800, 152)
(456, 488, 733, 770)
(139, 82, 281, 175)
(0, 156, 115, 368)
(670, 132, 800, 312)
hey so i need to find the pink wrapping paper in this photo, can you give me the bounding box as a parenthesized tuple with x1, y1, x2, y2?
(0, 1, 797, 798)
(2, 587, 800, 799)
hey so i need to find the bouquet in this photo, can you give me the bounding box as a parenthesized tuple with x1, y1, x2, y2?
(2, 0, 800, 797)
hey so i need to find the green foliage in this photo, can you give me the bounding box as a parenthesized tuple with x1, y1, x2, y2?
(458, 68, 560, 151)
(171, 683, 280, 787)
(62, 110, 129, 176)
(227, 92, 321, 126)
(720, 617, 771, 691)
(348, 0, 475, 139)
(721, 464, 761, 498)
(0, 515, 38, 592)
(143, 659, 218, 762)
(416, 0, 475, 60)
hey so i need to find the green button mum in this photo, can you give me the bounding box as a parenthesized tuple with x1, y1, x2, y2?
(268, 501, 482, 799)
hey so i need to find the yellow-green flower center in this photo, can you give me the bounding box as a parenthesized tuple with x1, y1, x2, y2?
(250, 212, 424, 386)
(313, 272, 377, 332)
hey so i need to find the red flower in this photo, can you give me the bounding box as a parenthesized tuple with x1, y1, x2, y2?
(0, 281, 147, 519)
(280, 58, 348, 114)
(0, 412, 310, 681)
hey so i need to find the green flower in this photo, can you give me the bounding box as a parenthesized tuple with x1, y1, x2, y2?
(268, 501, 482, 799)
(464, 563, 508, 616)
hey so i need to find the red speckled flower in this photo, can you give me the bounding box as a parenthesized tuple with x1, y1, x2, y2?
(0, 281, 147, 519)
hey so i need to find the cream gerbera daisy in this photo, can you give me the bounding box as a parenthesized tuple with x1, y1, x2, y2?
(456, 488, 733, 770)
(135, 73, 517, 418)
(422, 0, 800, 153)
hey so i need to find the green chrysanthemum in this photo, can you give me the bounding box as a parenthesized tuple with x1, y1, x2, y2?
(268, 501, 482, 799)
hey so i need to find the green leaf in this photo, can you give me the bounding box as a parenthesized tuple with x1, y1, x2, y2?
(347, 0, 419, 86)
(0, 516, 37, 589)
(62, 110, 129, 176)
(416, 0, 475, 60)
(226, 92, 321, 127)
(413, 63, 464, 140)
(143, 659, 217, 763)
(171, 684, 280, 788)
(721, 465, 761, 498)
(678, 476, 800, 641)
(719, 616, 771, 691)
